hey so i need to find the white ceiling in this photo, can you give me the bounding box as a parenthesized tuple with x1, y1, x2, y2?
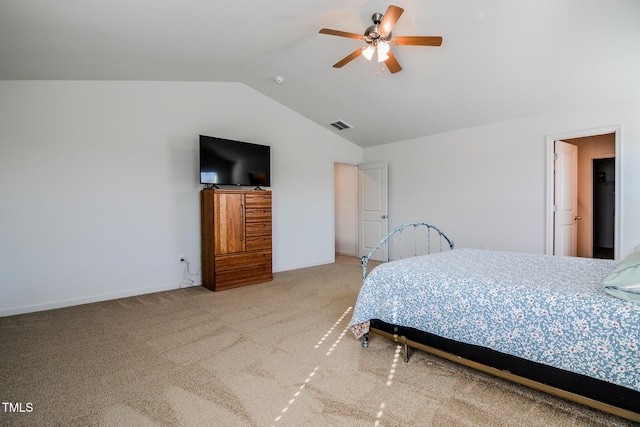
(1, 0, 639, 147)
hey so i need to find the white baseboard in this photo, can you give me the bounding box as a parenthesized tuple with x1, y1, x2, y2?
(0, 283, 180, 317)
(335, 251, 357, 257)
(273, 258, 335, 273)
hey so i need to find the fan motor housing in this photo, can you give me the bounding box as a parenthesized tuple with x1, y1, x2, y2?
(364, 12, 390, 44)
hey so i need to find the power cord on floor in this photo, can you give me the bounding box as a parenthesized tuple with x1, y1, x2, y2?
(179, 257, 201, 288)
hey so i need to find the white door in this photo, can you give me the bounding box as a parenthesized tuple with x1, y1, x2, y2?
(358, 162, 389, 260)
(554, 141, 579, 256)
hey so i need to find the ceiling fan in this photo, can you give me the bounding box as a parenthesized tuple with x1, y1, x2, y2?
(319, 5, 442, 74)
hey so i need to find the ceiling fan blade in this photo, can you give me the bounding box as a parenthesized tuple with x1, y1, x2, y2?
(384, 51, 402, 74)
(333, 48, 363, 68)
(379, 5, 404, 35)
(393, 36, 443, 46)
(319, 28, 365, 40)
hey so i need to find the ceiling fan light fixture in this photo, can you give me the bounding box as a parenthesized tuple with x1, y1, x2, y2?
(319, 5, 442, 74)
(362, 45, 376, 61)
(377, 42, 390, 62)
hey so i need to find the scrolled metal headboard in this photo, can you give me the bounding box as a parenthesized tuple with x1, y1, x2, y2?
(361, 222, 454, 280)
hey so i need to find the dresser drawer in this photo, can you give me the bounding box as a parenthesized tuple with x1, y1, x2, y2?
(245, 193, 271, 209)
(246, 221, 271, 236)
(246, 235, 271, 251)
(245, 208, 271, 222)
(215, 251, 271, 272)
(214, 266, 273, 290)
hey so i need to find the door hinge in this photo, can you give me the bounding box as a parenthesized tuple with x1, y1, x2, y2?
(553, 153, 558, 160)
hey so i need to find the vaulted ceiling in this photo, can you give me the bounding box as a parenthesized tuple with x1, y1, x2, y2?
(1, 0, 639, 147)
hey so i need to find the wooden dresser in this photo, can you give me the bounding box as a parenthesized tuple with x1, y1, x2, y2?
(201, 189, 272, 291)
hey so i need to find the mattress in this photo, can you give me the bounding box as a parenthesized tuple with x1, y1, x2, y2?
(349, 248, 639, 392)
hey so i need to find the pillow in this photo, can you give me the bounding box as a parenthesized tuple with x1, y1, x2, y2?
(603, 247, 640, 303)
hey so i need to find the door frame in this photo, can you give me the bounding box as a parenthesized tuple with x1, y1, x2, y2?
(545, 125, 621, 258)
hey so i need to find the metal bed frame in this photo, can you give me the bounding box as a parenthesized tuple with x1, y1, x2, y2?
(361, 221, 454, 350)
(361, 221, 455, 282)
(356, 222, 640, 422)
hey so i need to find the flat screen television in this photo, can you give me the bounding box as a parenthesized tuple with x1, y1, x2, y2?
(199, 135, 271, 187)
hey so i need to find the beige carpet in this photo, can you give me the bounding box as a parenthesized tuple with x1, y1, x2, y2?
(0, 257, 636, 426)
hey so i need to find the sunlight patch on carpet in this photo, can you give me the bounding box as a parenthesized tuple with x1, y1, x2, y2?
(375, 344, 403, 426)
(315, 306, 352, 349)
(273, 307, 354, 425)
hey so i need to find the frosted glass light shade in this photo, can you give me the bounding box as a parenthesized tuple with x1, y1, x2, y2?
(362, 45, 375, 61)
(377, 42, 390, 62)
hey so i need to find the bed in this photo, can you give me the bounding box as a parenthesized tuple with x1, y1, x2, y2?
(349, 222, 640, 422)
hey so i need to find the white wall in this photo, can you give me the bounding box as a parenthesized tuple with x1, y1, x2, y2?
(0, 81, 362, 316)
(363, 96, 640, 256)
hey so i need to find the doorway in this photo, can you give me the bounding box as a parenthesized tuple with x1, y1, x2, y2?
(592, 158, 615, 259)
(333, 161, 389, 261)
(334, 163, 358, 258)
(546, 126, 620, 258)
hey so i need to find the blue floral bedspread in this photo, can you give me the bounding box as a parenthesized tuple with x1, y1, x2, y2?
(349, 248, 640, 391)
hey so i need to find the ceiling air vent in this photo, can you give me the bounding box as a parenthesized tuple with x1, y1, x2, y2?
(328, 120, 353, 131)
